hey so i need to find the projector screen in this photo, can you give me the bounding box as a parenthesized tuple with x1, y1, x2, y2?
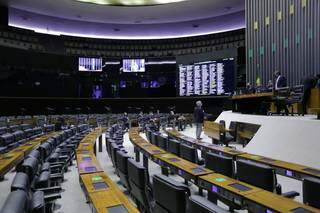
(79, 57, 103, 72)
(178, 58, 235, 96)
(123, 59, 145, 72)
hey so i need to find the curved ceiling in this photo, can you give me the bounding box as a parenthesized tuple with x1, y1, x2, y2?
(3, 0, 245, 39)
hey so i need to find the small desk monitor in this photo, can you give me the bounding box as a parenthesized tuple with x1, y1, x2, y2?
(107, 204, 128, 213)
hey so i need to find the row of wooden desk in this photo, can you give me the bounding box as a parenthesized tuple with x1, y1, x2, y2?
(76, 128, 139, 213)
(166, 129, 320, 182)
(0, 131, 58, 180)
(129, 128, 320, 212)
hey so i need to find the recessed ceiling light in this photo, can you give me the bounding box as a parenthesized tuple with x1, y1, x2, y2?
(75, 0, 187, 6)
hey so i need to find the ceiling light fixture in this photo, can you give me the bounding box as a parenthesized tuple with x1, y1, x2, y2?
(75, 0, 187, 6)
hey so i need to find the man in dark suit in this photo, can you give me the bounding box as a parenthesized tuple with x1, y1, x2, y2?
(274, 71, 287, 90)
(194, 101, 204, 140)
(274, 71, 289, 115)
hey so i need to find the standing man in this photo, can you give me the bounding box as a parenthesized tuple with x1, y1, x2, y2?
(194, 101, 204, 140)
(274, 71, 287, 90)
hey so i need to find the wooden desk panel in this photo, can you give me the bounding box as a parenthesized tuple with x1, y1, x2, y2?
(77, 154, 103, 175)
(155, 153, 213, 178)
(0, 132, 59, 178)
(245, 190, 320, 213)
(308, 88, 320, 109)
(199, 173, 261, 197)
(81, 172, 138, 213)
(238, 153, 320, 181)
(232, 92, 274, 100)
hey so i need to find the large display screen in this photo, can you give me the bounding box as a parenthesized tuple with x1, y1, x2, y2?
(123, 59, 145, 72)
(178, 58, 235, 96)
(79, 57, 103, 72)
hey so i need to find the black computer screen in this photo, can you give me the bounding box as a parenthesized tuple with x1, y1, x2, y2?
(179, 144, 197, 163)
(178, 58, 235, 96)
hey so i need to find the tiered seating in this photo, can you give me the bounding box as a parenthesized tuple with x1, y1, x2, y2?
(0, 125, 89, 212)
(129, 127, 320, 212)
(0, 123, 48, 154)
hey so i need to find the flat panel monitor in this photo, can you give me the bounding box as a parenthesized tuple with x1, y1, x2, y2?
(178, 58, 235, 96)
(123, 59, 145, 72)
(79, 57, 103, 72)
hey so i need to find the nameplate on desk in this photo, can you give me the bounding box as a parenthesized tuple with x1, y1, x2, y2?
(92, 182, 108, 190)
(152, 150, 162, 154)
(82, 157, 92, 161)
(107, 204, 128, 213)
(192, 167, 206, 174)
(14, 149, 23, 152)
(228, 183, 252, 192)
(81, 151, 90, 154)
(168, 158, 180, 162)
(84, 166, 97, 172)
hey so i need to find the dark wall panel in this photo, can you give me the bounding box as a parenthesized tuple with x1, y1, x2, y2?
(0, 6, 8, 26)
(246, 0, 320, 86)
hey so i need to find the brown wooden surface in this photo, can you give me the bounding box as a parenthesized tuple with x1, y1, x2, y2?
(76, 153, 103, 175)
(232, 92, 274, 100)
(238, 153, 320, 179)
(0, 131, 58, 177)
(129, 128, 166, 157)
(308, 88, 320, 109)
(245, 190, 320, 212)
(81, 173, 139, 213)
(203, 121, 221, 140)
(77, 129, 139, 213)
(200, 173, 262, 196)
(155, 153, 213, 177)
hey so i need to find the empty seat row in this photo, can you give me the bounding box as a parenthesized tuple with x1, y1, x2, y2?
(149, 131, 204, 165)
(0, 127, 44, 154)
(145, 129, 320, 211)
(109, 126, 228, 213)
(0, 126, 89, 213)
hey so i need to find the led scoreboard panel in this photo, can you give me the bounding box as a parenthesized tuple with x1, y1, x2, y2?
(179, 58, 235, 96)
